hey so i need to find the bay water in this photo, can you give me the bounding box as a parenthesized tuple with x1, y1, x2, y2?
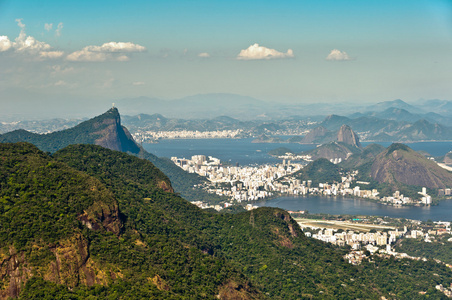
(143, 139, 452, 221)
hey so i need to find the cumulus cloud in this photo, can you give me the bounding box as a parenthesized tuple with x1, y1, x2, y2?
(39, 51, 64, 59)
(0, 36, 12, 52)
(132, 81, 145, 86)
(326, 49, 351, 61)
(237, 43, 294, 60)
(13, 19, 52, 53)
(66, 50, 109, 62)
(2, 19, 62, 59)
(44, 23, 53, 32)
(198, 52, 210, 58)
(86, 42, 145, 53)
(67, 42, 146, 62)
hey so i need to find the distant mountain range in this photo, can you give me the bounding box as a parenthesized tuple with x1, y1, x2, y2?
(308, 114, 452, 142)
(116, 94, 452, 121)
(2, 95, 452, 142)
(271, 125, 452, 196)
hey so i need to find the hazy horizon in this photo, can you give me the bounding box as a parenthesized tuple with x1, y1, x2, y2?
(1, 1, 452, 119)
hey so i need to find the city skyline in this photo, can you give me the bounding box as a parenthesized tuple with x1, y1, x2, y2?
(1, 0, 452, 118)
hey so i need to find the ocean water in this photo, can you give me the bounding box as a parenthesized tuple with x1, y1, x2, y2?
(143, 138, 317, 166)
(143, 138, 452, 165)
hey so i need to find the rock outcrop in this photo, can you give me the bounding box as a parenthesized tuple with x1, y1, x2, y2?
(337, 124, 361, 147)
(93, 108, 141, 154)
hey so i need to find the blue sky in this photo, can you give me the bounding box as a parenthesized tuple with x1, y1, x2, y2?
(1, 0, 452, 117)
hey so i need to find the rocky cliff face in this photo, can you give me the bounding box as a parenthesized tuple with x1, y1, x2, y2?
(93, 108, 141, 154)
(0, 234, 122, 300)
(371, 143, 452, 189)
(337, 124, 361, 147)
(0, 108, 141, 154)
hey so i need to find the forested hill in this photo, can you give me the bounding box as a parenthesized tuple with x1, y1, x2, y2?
(0, 108, 140, 154)
(1, 142, 451, 299)
(0, 108, 225, 203)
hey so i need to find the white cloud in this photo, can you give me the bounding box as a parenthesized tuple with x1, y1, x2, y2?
(116, 55, 130, 61)
(55, 22, 63, 37)
(237, 43, 294, 60)
(326, 49, 351, 61)
(14, 35, 52, 53)
(40, 51, 64, 59)
(44, 23, 53, 32)
(16, 18, 25, 30)
(132, 81, 145, 86)
(10, 19, 62, 59)
(198, 52, 210, 58)
(0, 36, 12, 52)
(86, 42, 145, 53)
(66, 49, 109, 62)
(67, 42, 146, 62)
(44, 22, 63, 37)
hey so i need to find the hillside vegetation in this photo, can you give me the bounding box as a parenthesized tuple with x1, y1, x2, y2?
(0, 108, 227, 204)
(1, 143, 452, 298)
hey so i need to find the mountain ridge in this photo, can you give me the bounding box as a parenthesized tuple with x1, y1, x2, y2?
(0, 108, 226, 203)
(0, 108, 140, 154)
(370, 143, 452, 189)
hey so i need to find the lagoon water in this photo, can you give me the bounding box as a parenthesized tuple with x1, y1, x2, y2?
(143, 138, 452, 221)
(255, 196, 452, 221)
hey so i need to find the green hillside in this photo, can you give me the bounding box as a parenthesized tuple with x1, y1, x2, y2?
(2, 143, 452, 299)
(291, 158, 341, 185)
(0, 108, 227, 204)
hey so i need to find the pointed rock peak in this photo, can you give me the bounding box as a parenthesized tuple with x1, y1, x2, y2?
(337, 124, 361, 148)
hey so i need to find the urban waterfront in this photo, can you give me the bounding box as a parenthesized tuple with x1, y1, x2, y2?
(256, 196, 452, 221)
(144, 139, 452, 221)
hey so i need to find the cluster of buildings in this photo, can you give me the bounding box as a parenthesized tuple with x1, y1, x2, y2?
(380, 188, 433, 205)
(306, 227, 402, 250)
(438, 188, 452, 197)
(132, 129, 243, 142)
(190, 201, 257, 212)
(171, 155, 303, 202)
(272, 152, 342, 164)
(306, 220, 451, 263)
(436, 284, 452, 298)
(171, 154, 438, 208)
